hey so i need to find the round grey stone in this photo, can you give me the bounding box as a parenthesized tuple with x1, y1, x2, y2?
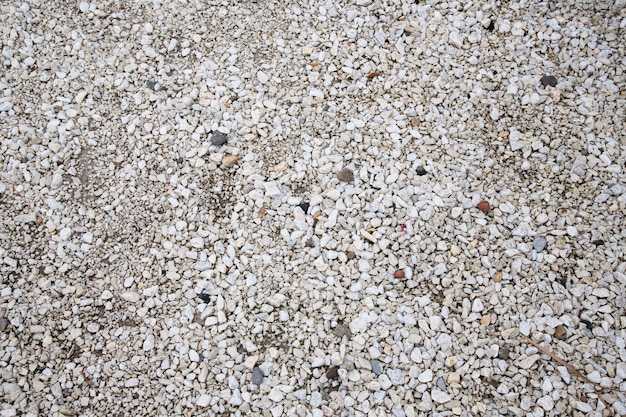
(211, 132, 228, 146)
(533, 237, 547, 252)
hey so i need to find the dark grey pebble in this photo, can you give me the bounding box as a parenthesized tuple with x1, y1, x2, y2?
(533, 237, 547, 252)
(251, 366, 263, 385)
(326, 366, 339, 380)
(211, 132, 228, 146)
(592, 239, 605, 246)
(146, 80, 156, 91)
(198, 293, 211, 303)
(540, 75, 557, 87)
(0, 317, 9, 332)
(415, 166, 427, 176)
(370, 360, 382, 375)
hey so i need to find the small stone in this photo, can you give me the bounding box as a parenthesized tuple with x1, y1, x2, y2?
(493, 271, 502, 282)
(498, 346, 510, 360)
(252, 366, 263, 385)
(196, 394, 211, 407)
(221, 154, 239, 167)
(540, 75, 557, 87)
(592, 239, 605, 246)
(336, 168, 354, 183)
(333, 323, 352, 339)
(537, 395, 554, 411)
(418, 369, 433, 382)
(477, 200, 490, 213)
(198, 293, 211, 303)
(125, 378, 139, 388)
(370, 360, 382, 375)
(268, 387, 284, 402)
(533, 237, 547, 252)
(431, 389, 451, 404)
(326, 366, 339, 380)
(393, 269, 405, 279)
(121, 291, 140, 303)
(554, 325, 567, 340)
(146, 80, 156, 91)
(298, 202, 310, 213)
(143, 334, 155, 351)
(211, 131, 228, 146)
(518, 354, 541, 369)
(415, 166, 427, 176)
(79, 1, 89, 12)
(257, 71, 269, 84)
(471, 298, 484, 313)
(0, 317, 9, 332)
(436, 377, 447, 390)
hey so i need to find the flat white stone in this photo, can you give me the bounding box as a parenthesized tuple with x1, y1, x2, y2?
(196, 394, 211, 407)
(418, 369, 433, 382)
(431, 389, 451, 404)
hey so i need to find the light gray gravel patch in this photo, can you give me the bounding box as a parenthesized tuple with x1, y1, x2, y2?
(1, 0, 626, 416)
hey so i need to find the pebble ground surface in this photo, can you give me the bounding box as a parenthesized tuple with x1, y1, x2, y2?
(1, 0, 626, 416)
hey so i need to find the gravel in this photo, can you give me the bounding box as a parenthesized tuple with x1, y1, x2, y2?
(1, 0, 626, 416)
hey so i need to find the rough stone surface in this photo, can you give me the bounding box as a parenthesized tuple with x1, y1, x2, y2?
(0, 0, 624, 416)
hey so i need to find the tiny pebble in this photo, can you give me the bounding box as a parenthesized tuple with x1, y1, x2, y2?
(251, 366, 263, 385)
(393, 269, 405, 279)
(431, 389, 451, 404)
(211, 131, 228, 146)
(533, 237, 547, 252)
(415, 166, 427, 176)
(554, 325, 567, 340)
(336, 168, 354, 183)
(298, 202, 310, 213)
(540, 75, 557, 87)
(370, 360, 382, 375)
(477, 200, 490, 213)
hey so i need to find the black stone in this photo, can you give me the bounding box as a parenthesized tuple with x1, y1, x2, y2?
(580, 319, 593, 330)
(198, 293, 211, 303)
(486, 20, 495, 31)
(298, 202, 310, 213)
(415, 166, 427, 176)
(592, 239, 605, 246)
(540, 75, 557, 87)
(211, 132, 228, 146)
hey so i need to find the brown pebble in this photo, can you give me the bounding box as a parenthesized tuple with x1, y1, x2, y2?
(333, 323, 352, 339)
(346, 251, 356, 260)
(477, 200, 490, 213)
(336, 168, 354, 183)
(493, 271, 502, 282)
(554, 325, 567, 340)
(221, 154, 239, 167)
(393, 269, 405, 279)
